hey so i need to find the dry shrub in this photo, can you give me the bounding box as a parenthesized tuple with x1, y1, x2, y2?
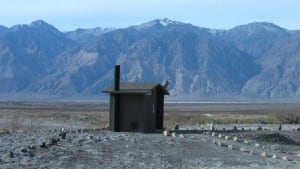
(10, 114, 22, 132)
(9, 113, 43, 133)
(28, 114, 43, 133)
(276, 112, 300, 124)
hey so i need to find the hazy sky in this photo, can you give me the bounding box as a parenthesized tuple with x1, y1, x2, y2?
(0, 0, 299, 31)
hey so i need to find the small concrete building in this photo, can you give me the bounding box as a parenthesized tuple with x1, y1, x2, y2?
(103, 65, 169, 133)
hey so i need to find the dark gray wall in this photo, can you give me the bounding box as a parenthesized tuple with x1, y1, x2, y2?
(119, 94, 146, 132)
(109, 95, 118, 131)
(108, 88, 165, 132)
(155, 89, 164, 129)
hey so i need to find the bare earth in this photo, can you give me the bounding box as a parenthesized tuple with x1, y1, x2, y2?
(0, 102, 299, 169)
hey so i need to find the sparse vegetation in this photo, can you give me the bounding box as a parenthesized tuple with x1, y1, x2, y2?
(28, 114, 43, 133)
(275, 112, 300, 124)
(1, 102, 300, 131)
(164, 112, 278, 128)
(0, 103, 109, 132)
(9, 114, 22, 133)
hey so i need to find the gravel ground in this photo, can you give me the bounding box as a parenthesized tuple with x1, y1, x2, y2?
(0, 129, 299, 169)
(0, 103, 299, 169)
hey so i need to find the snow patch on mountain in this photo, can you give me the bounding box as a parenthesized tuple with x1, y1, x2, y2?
(133, 18, 183, 30)
(159, 18, 178, 26)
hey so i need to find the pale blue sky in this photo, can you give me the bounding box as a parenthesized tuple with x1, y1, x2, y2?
(0, 0, 299, 31)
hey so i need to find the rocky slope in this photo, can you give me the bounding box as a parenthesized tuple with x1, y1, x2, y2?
(65, 27, 115, 43)
(0, 19, 300, 100)
(0, 20, 76, 93)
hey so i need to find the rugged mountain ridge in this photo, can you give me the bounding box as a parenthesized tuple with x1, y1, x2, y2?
(65, 27, 115, 43)
(0, 19, 299, 101)
(0, 20, 76, 93)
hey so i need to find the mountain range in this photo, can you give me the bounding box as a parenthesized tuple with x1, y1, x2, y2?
(0, 18, 300, 101)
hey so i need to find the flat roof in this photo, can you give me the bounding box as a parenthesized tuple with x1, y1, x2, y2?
(102, 83, 169, 95)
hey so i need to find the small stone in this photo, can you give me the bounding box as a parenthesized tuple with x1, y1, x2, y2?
(261, 151, 269, 157)
(233, 136, 238, 142)
(243, 140, 249, 144)
(218, 134, 223, 138)
(240, 147, 249, 152)
(9, 151, 14, 158)
(210, 123, 214, 130)
(278, 124, 282, 131)
(49, 137, 59, 146)
(171, 132, 176, 137)
(190, 136, 195, 139)
(281, 156, 290, 161)
(277, 149, 284, 153)
(60, 132, 66, 139)
(201, 138, 207, 142)
(174, 124, 179, 131)
(211, 132, 216, 136)
(21, 148, 27, 153)
(257, 126, 262, 130)
(28, 144, 36, 149)
(249, 150, 257, 155)
(163, 130, 169, 136)
(255, 143, 260, 147)
(225, 135, 230, 140)
(29, 151, 35, 157)
(272, 154, 278, 159)
(179, 134, 185, 138)
(228, 144, 236, 150)
(40, 142, 47, 148)
(218, 141, 224, 147)
(270, 145, 280, 150)
(16, 129, 24, 133)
